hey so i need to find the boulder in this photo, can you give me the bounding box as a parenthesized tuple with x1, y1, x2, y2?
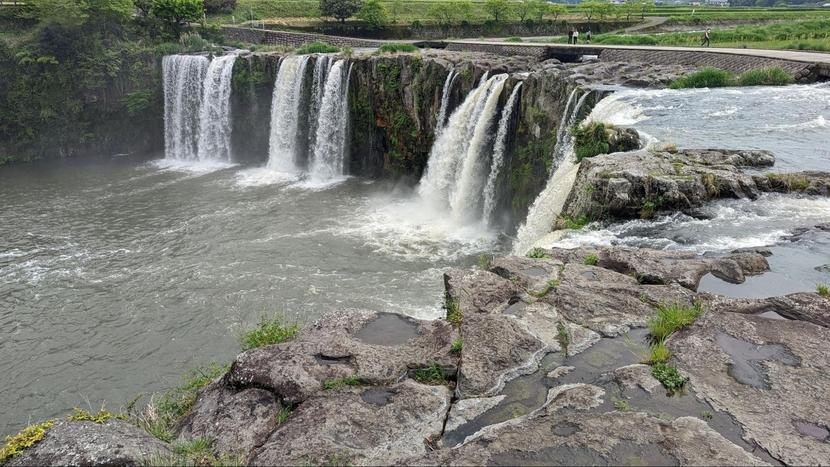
(6, 420, 172, 467)
(251, 380, 451, 465)
(443, 268, 519, 315)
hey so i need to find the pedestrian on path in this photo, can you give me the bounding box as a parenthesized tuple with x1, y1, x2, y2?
(701, 28, 710, 47)
(574, 29, 579, 44)
(568, 27, 574, 44)
(586, 28, 592, 44)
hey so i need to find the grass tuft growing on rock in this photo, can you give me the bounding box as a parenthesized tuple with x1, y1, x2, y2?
(573, 122, 611, 162)
(413, 363, 447, 385)
(295, 42, 340, 54)
(276, 405, 293, 424)
(239, 315, 299, 351)
(613, 399, 631, 411)
(651, 363, 689, 393)
(647, 342, 672, 364)
(377, 43, 418, 54)
(765, 172, 810, 192)
(583, 254, 599, 266)
(476, 254, 492, 270)
(737, 67, 794, 86)
(818, 283, 830, 298)
(557, 215, 590, 230)
(134, 363, 228, 442)
(556, 322, 570, 355)
(451, 339, 463, 354)
(323, 376, 361, 390)
(145, 437, 244, 467)
(669, 67, 734, 89)
(67, 408, 122, 424)
(0, 420, 55, 464)
(648, 302, 702, 342)
(526, 247, 549, 259)
(445, 296, 462, 327)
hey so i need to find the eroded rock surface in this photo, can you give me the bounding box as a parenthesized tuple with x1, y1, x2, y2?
(7, 420, 172, 467)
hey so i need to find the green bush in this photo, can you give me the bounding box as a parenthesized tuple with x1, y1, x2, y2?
(413, 363, 446, 384)
(239, 315, 299, 350)
(583, 253, 598, 266)
(358, 0, 389, 29)
(526, 247, 548, 259)
(737, 67, 793, 86)
(669, 67, 734, 89)
(377, 43, 418, 53)
(295, 41, 340, 54)
(0, 420, 55, 463)
(818, 283, 829, 297)
(573, 122, 611, 162)
(651, 362, 688, 393)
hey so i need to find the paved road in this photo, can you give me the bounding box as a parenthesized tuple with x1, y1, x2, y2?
(623, 16, 669, 33)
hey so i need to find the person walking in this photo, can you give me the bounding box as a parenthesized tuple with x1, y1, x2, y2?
(586, 28, 592, 44)
(573, 29, 579, 44)
(568, 27, 574, 44)
(701, 28, 710, 47)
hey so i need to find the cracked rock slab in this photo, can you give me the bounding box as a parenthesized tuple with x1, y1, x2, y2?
(670, 311, 830, 465)
(251, 380, 451, 466)
(444, 268, 518, 314)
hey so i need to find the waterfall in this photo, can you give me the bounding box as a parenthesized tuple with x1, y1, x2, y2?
(196, 53, 238, 162)
(162, 55, 209, 161)
(512, 89, 593, 254)
(482, 83, 522, 226)
(436, 70, 458, 131)
(308, 60, 353, 182)
(267, 55, 310, 172)
(306, 55, 332, 159)
(417, 74, 509, 224)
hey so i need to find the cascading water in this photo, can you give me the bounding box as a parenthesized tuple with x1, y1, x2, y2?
(482, 83, 522, 227)
(436, 70, 458, 132)
(417, 74, 510, 224)
(162, 53, 237, 163)
(162, 55, 208, 161)
(512, 89, 593, 254)
(308, 60, 353, 182)
(196, 54, 238, 162)
(306, 55, 332, 158)
(267, 55, 310, 172)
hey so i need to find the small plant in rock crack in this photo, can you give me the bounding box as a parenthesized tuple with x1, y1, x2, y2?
(526, 247, 548, 259)
(614, 399, 631, 411)
(556, 321, 570, 355)
(323, 376, 361, 390)
(445, 296, 462, 326)
(583, 253, 599, 266)
(451, 339, 463, 354)
(817, 283, 829, 298)
(651, 363, 689, 394)
(413, 363, 446, 384)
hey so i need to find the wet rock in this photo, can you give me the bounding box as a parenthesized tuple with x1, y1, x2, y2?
(458, 312, 544, 397)
(535, 246, 599, 265)
(605, 127, 641, 154)
(614, 364, 662, 393)
(670, 311, 830, 465)
(562, 148, 779, 222)
(226, 309, 457, 404)
(6, 420, 172, 467)
(445, 395, 506, 433)
(547, 366, 575, 379)
(251, 380, 451, 465)
(444, 268, 518, 315)
(176, 381, 279, 459)
(705, 292, 830, 328)
(753, 171, 830, 196)
(488, 255, 563, 293)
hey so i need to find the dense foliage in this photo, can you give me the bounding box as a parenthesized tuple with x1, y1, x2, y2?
(0, 0, 214, 165)
(320, 0, 362, 23)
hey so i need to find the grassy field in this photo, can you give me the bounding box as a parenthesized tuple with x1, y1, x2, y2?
(543, 19, 830, 52)
(210, 1, 830, 25)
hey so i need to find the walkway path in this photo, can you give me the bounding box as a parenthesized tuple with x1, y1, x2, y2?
(623, 16, 669, 33)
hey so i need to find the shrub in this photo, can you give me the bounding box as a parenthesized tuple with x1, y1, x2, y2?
(445, 296, 462, 326)
(737, 67, 793, 86)
(151, 0, 204, 37)
(377, 43, 418, 54)
(558, 215, 590, 230)
(451, 339, 463, 353)
(296, 42, 340, 54)
(413, 363, 446, 384)
(669, 67, 734, 89)
(323, 376, 361, 390)
(505, 36, 523, 42)
(648, 302, 702, 342)
(573, 122, 611, 162)
(651, 363, 688, 393)
(818, 283, 829, 298)
(123, 89, 154, 115)
(239, 315, 299, 351)
(0, 420, 55, 463)
(583, 254, 598, 266)
(178, 32, 213, 52)
(320, 0, 362, 23)
(203, 0, 235, 14)
(358, 0, 388, 29)
(526, 247, 548, 259)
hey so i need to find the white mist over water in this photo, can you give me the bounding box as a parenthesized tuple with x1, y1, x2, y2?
(512, 89, 593, 254)
(162, 53, 238, 165)
(482, 83, 522, 226)
(308, 60, 353, 183)
(267, 56, 310, 173)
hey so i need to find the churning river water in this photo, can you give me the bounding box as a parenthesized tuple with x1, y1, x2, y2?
(1, 83, 829, 435)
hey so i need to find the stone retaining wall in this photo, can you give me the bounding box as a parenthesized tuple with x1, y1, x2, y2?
(222, 26, 385, 48)
(599, 49, 819, 82)
(445, 42, 550, 59)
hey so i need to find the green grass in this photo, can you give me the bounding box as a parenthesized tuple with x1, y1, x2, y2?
(377, 43, 419, 53)
(66, 408, 122, 424)
(558, 215, 590, 230)
(476, 253, 492, 270)
(583, 254, 598, 266)
(556, 321, 570, 355)
(505, 36, 523, 42)
(701, 410, 713, 421)
(651, 362, 689, 393)
(526, 247, 549, 259)
(0, 420, 55, 464)
(413, 363, 447, 384)
(648, 302, 702, 342)
(239, 315, 299, 351)
(295, 42, 340, 54)
(573, 122, 611, 162)
(669, 67, 734, 89)
(529, 279, 560, 298)
(737, 67, 794, 86)
(133, 363, 228, 442)
(613, 399, 631, 411)
(145, 437, 245, 467)
(276, 405, 293, 424)
(451, 339, 463, 353)
(445, 295, 462, 326)
(647, 341, 672, 364)
(323, 376, 361, 390)
(765, 172, 811, 192)
(818, 283, 829, 298)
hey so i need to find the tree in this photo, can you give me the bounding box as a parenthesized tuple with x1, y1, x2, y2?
(515, 0, 534, 22)
(428, 1, 471, 26)
(484, 0, 512, 23)
(358, 0, 388, 29)
(152, 0, 204, 36)
(548, 3, 566, 21)
(530, 0, 550, 22)
(581, 0, 608, 21)
(320, 0, 362, 23)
